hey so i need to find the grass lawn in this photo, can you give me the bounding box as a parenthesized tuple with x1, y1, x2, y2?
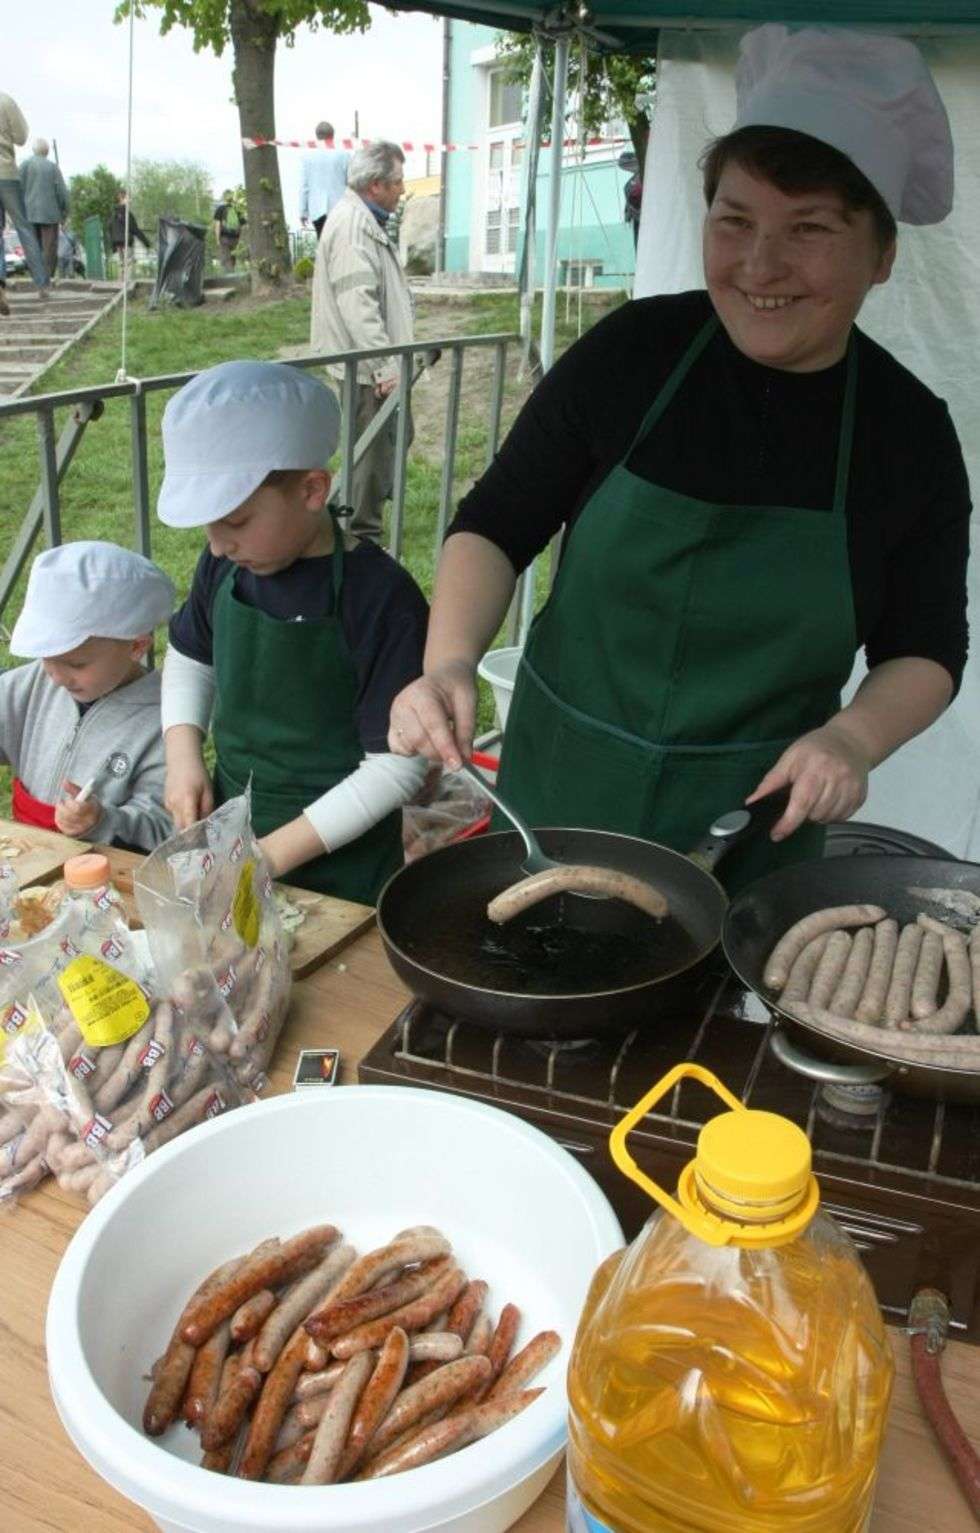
(0, 282, 624, 817)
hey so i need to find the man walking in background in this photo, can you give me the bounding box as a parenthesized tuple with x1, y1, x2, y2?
(212, 189, 245, 271)
(20, 138, 68, 280)
(311, 142, 413, 544)
(300, 121, 350, 238)
(0, 91, 51, 311)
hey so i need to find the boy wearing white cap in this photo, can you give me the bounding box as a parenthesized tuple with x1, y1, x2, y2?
(159, 360, 428, 903)
(3, 541, 175, 850)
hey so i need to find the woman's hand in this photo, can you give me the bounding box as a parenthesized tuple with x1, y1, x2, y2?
(746, 721, 872, 841)
(388, 660, 477, 771)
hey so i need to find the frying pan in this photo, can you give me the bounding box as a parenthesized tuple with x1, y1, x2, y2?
(376, 793, 788, 1039)
(723, 853, 980, 1104)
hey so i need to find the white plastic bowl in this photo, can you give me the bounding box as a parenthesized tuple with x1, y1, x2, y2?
(477, 646, 522, 731)
(47, 1085, 622, 1533)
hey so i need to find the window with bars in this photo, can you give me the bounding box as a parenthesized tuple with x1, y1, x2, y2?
(486, 208, 502, 256)
(562, 259, 603, 288)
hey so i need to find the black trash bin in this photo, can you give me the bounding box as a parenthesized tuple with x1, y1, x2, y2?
(150, 216, 205, 309)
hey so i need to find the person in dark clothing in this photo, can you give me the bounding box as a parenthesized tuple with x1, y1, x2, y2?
(387, 26, 970, 892)
(212, 190, 245, 271)
(110, 190, 150, 258)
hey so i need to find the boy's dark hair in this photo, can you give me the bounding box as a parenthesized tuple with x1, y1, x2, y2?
(261, 469, 313, 489)
(700, 126, 897, 252)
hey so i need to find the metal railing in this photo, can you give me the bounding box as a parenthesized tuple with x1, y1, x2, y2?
(0, 332, 519, 626)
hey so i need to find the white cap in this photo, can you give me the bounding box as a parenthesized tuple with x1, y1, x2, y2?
(734, 25, 954, 225)
(10, 541, 175, 658)
(158, 360, 342, 529)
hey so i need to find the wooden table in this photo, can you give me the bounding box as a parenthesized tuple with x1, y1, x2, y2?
(3, 925, 979, 1531)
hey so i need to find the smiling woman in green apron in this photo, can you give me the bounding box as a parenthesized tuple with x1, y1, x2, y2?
(156, 361, 429, 903)
(389, 26, 970, 888)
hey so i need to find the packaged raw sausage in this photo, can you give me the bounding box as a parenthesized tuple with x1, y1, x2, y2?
(135, 793, 292, 1091)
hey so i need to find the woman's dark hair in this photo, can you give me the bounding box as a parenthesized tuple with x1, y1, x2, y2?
(700, 126, 897, 251)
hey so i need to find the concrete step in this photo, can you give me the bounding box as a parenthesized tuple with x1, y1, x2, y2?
(0, 364, 36, 384)
(0, 320, 84, 338)
(0, 342, 60, 362)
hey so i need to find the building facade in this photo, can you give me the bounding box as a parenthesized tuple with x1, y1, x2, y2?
(442, 21, 636, 290)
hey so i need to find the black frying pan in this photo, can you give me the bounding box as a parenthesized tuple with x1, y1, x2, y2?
(376, 794, 787, 1038)
(723, 854, 980, 1103)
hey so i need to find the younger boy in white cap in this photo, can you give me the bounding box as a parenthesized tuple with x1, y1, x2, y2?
(159, 360, 428, 902)
(3, 541, 175, 849)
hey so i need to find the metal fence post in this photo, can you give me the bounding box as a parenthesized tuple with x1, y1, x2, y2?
(130, 391, 152, 558)
(388, 351, 414, 561)
(36, 407, 61, 548)
(337, 361, 358, 512)
(435, 345, 464, 548)
(485, 342, 507, 470)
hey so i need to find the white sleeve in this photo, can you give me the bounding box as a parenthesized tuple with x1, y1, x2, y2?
(161, 644, 216, 735)
(302, 751, 428, 852)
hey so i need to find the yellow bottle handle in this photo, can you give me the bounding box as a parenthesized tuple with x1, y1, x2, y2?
(609, 1062, 747, 1248)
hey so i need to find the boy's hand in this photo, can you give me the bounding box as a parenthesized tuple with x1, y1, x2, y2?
(56, 781, 102, 837)
(164, 726, 214, 830)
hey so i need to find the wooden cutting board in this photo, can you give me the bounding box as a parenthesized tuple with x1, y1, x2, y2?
(0, 820, 85, 890)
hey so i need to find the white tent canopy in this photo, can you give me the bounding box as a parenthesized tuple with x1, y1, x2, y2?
(636, 31, 980, 857)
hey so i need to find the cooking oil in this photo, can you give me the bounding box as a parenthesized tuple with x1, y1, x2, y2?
(566, 1064, 894, 1532)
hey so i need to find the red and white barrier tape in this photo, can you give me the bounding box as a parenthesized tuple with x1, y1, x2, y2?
(243, 134, 629, 153)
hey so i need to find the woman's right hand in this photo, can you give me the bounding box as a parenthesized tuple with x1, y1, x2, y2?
(388, 660, 477, 770)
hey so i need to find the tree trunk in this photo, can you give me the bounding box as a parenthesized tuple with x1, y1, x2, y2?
(230, 0, 291, 293)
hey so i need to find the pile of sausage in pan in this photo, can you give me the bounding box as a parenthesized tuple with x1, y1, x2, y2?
(765, 905, 980, 1069)
(143, 1223, 560, 1485)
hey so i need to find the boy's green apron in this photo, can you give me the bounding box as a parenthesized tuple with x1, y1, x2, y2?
(497, 315, 859, 890)
(211, 522, 402, 903)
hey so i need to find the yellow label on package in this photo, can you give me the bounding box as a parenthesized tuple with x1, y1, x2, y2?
(58, 956, 150, 1047)
(233, 858, 260, 948)
(0, 996, 43, 1066)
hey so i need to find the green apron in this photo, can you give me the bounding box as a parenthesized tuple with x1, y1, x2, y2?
(211, 520, 403, 903)
(497, 315, 859, 890)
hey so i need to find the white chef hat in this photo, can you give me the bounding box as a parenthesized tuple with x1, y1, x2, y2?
(733, 25, 953, 225)
(10, 541, 175, 658)
(158, 359, 342, 529)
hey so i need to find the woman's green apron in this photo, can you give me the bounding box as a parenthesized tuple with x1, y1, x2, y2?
(211, 521, 402, 903)
(497, 315, 859, 889)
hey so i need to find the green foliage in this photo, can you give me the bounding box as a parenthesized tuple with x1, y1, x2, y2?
(496, 35, 655, 161)
(68, 165, 124, 251)
(292, 255, 314, 279)
(131, 157, 215, 233)
(121, 0, 371, 54)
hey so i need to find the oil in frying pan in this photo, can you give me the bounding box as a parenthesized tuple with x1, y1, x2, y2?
(403, 891, 701, 995)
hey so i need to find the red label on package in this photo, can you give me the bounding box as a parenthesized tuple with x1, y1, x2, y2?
(261, 873, 273, 898)
(201, 850, 215, 874)
(0, 948, 22, 967)
(204, 1090, 226, 1119)
(95, 888, 113, 911)
(230, 836, 244, 864)
(100, 936, 124, 962)
(256, 1009, 270, 1043)
(82, 1113, 113, 1149)
(217, 966, 236, 998)
(3, 1001, 28, 1034)
(220, 907, 233, 931)
(149, 1090, 174, 1123)
(186, 1034, 205, 1058)
(139, 1036, 167, 1070)
(69, 1052, 96, 1080)
(60, 938, 80, 959)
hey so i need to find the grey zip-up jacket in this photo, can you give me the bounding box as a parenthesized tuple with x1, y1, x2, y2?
(0, 662, 171, 851)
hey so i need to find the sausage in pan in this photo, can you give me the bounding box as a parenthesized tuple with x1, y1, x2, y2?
(882, 923, 923, 1028)
(855, 918, 899, 1025)
(911, 930, 945, 1021)
(765, 905, 886, 992)
(487, 865, 668, 926)
(829, 927, 874, 1018)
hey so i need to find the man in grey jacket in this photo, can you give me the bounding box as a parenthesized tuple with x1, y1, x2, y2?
(311, 142, 414, 544)
(2, 542, 175, 851)
(20, 138, 68, 279)
(0, 91, 50, 310)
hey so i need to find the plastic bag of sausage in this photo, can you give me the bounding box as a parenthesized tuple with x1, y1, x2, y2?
(0, 900, 248, 1208)
(134, 791, 292, 1094)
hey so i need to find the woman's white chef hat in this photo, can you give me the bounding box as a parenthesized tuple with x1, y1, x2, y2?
(158, 359, 341, 529)
(733, 24, 954, 225)
(10, 541, 175, 658)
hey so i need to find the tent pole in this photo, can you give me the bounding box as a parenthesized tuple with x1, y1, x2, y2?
(518, 32, 569, 644)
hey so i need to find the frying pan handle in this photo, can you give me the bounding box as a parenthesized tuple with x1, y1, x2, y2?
(687, 788, 793, 874)
(769, 1027, 893, 1086)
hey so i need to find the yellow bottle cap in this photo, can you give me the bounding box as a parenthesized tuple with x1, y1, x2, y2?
(64, 853, 111, 890)
(692, 1108, 812, 1223)
(609, 1063, 820, 1248)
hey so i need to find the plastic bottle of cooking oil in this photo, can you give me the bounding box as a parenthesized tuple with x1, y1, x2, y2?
(566, 1063, 894, 1533)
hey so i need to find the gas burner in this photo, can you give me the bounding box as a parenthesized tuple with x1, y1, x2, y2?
(816, 1082, 890, 1131)
(525, 1036, 605, 1059)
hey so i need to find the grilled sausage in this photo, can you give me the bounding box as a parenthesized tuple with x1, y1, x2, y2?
(305, 1231, 452, 1321)
(911, 931, 945, 1021)
(337, 1326, 411, 1477)
(300, 1351, 374, 1485)
(237, 1328, 309, 1481)
(487, 1329, 561, 1398)
(487, 864, 668, 926)
(201, 1343, 262, 1452)
(902, 932, 971, 1036)
(143, 1257, 240, 1437)
(365, 1353, 492, 1459)
(331, 1264, 467, 1358)
(230, 1289, 276, 1343)
(765, 905, 886, 992)
(855, 917, 899, 1024)
(291, 1360, 346, 1403)
(357, 1411, 475, 1479)
(305, 1255, 450, 1342)
(253, 1244, 354, 1372)
(807, 932, 852, 1010)
(182, 1225, 338, 1346)
(780, 934, 830, 1006)
(183, 1319, 231, 1427)
(829, 927, 874, 1017)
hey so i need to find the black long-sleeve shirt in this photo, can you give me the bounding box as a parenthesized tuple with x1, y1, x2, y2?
(450, 290, 970, 692)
